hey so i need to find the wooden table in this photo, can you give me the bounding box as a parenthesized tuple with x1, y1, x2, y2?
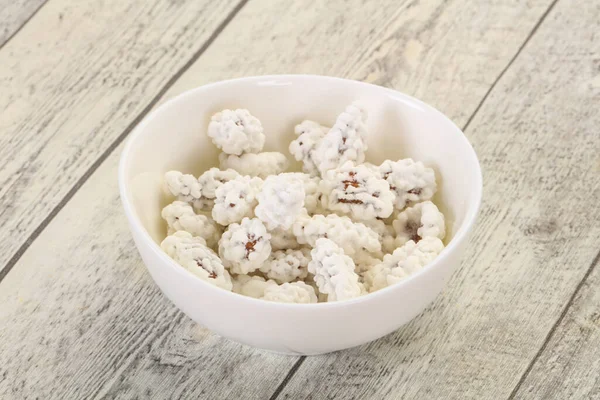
(1, 0, 599, 398)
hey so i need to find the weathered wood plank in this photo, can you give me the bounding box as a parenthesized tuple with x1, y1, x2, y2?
(0, 150, 299, 400)
(0, 0, 243, 277)
(164, 0, 552, 129)
(274, 0, 600, 399)
(0, 0, 46, 47)
(513, 253, 600, 400)
(0, 0, 560, 398)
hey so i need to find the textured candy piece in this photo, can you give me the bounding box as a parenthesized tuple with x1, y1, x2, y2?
(232, 275, 277, 298)
(278, 172, 324, 215)
(218, 218, 272, 274)
(198, 167, 240, 200)
(314, 102, 368, 174)
(299, 174, 324, 215)
(292, 213, 381, 256)
(321, 161, 395, 220)
(161, 201, 221, 249)
(161, 230, 206, 257)
(212, 176, 263, 226)
(379, 158, 436, 210)
(361, 218, 392, 236)
(360, 218, 399, 254)
(304, 275, 328, 303)
(259, 248, 311, 284)
(381, 235, 402, 255)
(164, 171, 208, 210)
(161, 231, 232, 290)
(393, 201, 445, 246)
(219, 152, 289, 179)
(289, 120, 328, 176)
(363, 162, 379, 172)
(269, 226, 300, 251)
(293, 120, 329, 136)
(255, 174, 305, 230)
(360, 263, 388, 293)
(363, 237, 444, 292)
(354, 252, 383, 275)
(262, 282, 318, 304)
(208, 109, 265, 155)
(308, 238, 363, 301)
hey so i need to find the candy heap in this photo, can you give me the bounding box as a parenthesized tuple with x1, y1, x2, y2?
(161, 104, 446, 303)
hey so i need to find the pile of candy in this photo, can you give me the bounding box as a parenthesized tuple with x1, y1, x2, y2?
(161, 103, 446, 303)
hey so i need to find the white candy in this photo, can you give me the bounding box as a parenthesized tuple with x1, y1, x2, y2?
(289, 120, 328, 176)
(218, 218, 272, 274)
(232, 275, 278, 298)
(354, 252, 383, 275)
(278, 172, 324, 215)
(262, 281, 318, 304)
(304, 275, 328, 303)
(361, 218, 399, 254)
(161, 230, 206, 257)
(292, 213, 381, 256)
(161, 201, 221, 249)
(300, 174, 324, 215)
(293, 120, 328, 136)
(164, 171, 208, 211)
(308, 238, 363, 301)
(382, 235, 402, 254)
(363, 237, 444, 292)
(363, 162, 379, 172)
(161, 231, 232, 290)
(208, 109, 265, 155)
(255, 174, 306, 230)
(314, 102, 368, 174)
(198, 167, 240, 199)
(212, 176, 263, 226)
(321, 161, 395, 220)
(361, 218, 392, 236)
(160, 101, 448, 303)
(379, 159, 436, 210)
(260, 248, 311, 283)
(219, 152, 289, 178)
(269, 226, 300, 251)
(393, 201, 445, 246)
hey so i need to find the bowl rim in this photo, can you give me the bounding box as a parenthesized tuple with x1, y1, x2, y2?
(118, 74, 483, 309)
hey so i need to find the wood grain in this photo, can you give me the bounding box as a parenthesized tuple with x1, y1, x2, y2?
(0, 150, 299, 400)
(164, 0, 552, 128)
(0, 0, 46, 47)
(512, 254, 600, 399)
(0, 0, 243, 277)
(274, 0, 600, 399)
(505, 5, 600, 397)
(0, 0, 574, 398)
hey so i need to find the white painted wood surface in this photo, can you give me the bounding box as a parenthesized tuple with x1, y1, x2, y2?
(0, 150, 300, 399)
(504, 1, 600, 397)
(1, 0, 599, 398)
(0, 0, 46, 46)
(514, 253, 600, 399)
(0, 0, 242, 276)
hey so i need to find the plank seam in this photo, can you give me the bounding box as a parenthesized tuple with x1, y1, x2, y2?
(462, 0, 560, 132)
(0, 0, 251, 283)
(0, 0, 49, 51)
(269, 357, 306, 400)
(507, 248, 600, 399)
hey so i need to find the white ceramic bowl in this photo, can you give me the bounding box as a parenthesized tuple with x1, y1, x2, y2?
(118, 75, 482, 355)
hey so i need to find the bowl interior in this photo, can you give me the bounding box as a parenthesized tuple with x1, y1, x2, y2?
(121, 76, 481, 248)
